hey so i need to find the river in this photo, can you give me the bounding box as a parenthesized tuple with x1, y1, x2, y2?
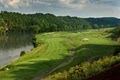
(0, 32, 34, 67)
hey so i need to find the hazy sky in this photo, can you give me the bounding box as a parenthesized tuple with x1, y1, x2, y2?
(0, 0, 120, 18)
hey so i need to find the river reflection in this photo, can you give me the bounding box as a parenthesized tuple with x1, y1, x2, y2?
(0, 32, 34, 67)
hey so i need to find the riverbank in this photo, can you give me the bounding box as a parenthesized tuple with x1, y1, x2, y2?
(0, 32, 34, 68)
(0, 28, 119, 80)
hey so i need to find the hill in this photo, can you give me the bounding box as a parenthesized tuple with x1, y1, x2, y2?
(85, 17, 120, 27)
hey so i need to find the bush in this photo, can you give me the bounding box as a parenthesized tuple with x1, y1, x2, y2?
(43, 55, 120, 80)
(0, 65, 15, 71)
(31, 25, 40, 34)
(113, 46, 120, 56)
(111, 28, 120, 41)
(20, 51, 26, 57)
(117, 38, 120, 42)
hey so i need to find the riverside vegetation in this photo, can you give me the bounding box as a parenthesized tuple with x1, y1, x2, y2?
(0, 11, 120, 34)
(43, 55, 120, 80)
(0, 28, 119, 80)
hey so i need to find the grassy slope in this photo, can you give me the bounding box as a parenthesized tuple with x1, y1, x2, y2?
(0, 28, 119, 80)
(53, 29, 119, 73)
(43, 55, 120, 80)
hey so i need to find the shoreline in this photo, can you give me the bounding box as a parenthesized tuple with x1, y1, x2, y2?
(0, 35, 35, 70)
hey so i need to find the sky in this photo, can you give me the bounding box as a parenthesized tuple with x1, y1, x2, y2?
(0, 0, 120, 18)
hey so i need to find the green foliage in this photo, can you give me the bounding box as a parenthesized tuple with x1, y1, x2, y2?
(0, 11, 119, 33)
(86, 17, 120, 27)
(20, 51, 26, 57)
(0, 18, 7, 34)
(31, 25, 40, 33)
(0, 11, 92, 33)
(32, 37, 38, 47)
(44, 55, 120, 80)
(110, 27, 120, 42)
(113, 46, 120, 56)
(32, 36, 44, 47)
(112, 28, 120, 37)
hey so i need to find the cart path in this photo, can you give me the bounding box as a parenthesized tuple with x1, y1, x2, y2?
(33, 39, 76, 80)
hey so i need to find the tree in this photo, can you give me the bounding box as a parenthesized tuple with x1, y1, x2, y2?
(31, 25, 40, 33)
(1, 11, 119, 33)
(93, 24, 99, 29)
(118, 23, 120, 27)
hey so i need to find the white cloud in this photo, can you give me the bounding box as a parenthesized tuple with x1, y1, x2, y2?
(0, 0, 120, 18)
(0, 0, 30, 8)
(8, 0, 20, 8)
(0, 0, 53, 8)
(59, 0, 88, 9)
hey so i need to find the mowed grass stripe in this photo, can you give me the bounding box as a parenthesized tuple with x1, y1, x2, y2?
(0, 33, 69, 80)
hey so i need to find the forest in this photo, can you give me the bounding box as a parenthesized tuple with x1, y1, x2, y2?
(0, 11, 120, 34)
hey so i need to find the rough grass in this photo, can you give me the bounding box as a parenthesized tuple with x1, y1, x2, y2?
(43, 55, 120, 80)
(0, 28, 119, 80)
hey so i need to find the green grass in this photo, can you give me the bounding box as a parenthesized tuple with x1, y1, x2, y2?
(52, 29, 119, 72)
(0, 28, 119, 80)
(0, 33, 70, 80)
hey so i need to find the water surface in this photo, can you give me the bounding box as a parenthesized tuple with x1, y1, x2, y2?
(0, 32, 33, 67)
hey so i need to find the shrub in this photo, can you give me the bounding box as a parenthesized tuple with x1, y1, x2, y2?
(43, 55, 120, 80)
(117, 38, 120, 42)
(113, 46, 120, 56)
(110, 27, 120, 41)
(20, 51, 26, 57)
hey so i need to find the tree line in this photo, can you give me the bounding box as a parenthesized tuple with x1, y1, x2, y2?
(0, 11, 120, 34)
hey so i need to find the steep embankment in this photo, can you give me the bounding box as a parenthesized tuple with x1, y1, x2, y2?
(87, 63, 120, 80)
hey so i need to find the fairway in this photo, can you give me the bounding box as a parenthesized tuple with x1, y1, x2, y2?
(0, 32, 70, 80)
(0, 28, 119, 80)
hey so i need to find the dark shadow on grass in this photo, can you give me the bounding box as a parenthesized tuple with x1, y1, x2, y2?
(77, 44, 120, 54)
(53, 43, 120, 73)
(75, 44, 120, 60)
(107, 27, 120, 40)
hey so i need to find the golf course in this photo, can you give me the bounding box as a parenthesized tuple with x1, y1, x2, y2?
(0, 28, 119, 80)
